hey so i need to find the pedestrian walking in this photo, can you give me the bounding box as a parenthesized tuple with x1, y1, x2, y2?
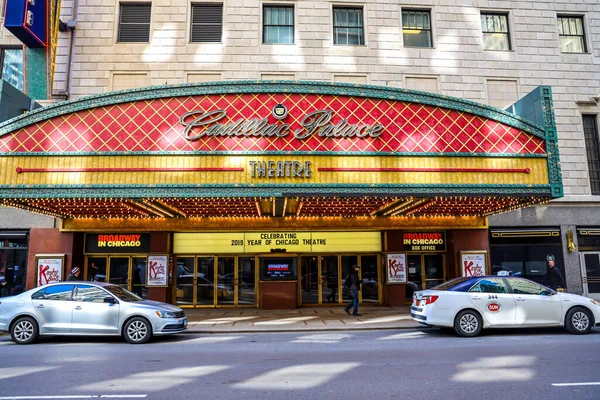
(545, 254, 566, 291)
(66, 267, 81, 281)
(344, 265, 363, 316)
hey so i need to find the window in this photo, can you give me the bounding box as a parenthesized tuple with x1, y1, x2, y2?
(333, 7, 364, 46)
(263, 5, 294, 44)
(75, 285, 110, 303)
(33, 284, 75, 301)
(469, 278, 508, 294)
(583, 115, 600, 195)
(402, 10, 432, 48)
(480, 13, 510, 50)
(508, 278, 546, 295)
(557, 16, 586, 53)
(1, 48, 24, 91)
(117, 3, 151, 43)
(190, 3, 223, 43)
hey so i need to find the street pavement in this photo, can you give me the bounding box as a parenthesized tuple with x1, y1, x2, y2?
(183, 306, 419, 333)
(0, 327, 599, 400)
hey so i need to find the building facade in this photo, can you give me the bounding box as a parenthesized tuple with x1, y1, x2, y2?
(1, 0, 599, 304)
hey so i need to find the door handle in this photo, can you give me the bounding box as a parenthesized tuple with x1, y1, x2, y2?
(516, 298, 526, 302)
(36, 304, 45, 309)
(471, 296, 481, 300)
(74, 306, 82, 310)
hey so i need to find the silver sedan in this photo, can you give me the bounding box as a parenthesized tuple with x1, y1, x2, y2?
(0, 282, 187, 344)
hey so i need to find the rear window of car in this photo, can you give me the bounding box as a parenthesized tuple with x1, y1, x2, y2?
(432, 277, 477, 292)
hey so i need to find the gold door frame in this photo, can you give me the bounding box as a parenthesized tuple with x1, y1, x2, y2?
(298, 253, 382, 306)
(419, 253, 447, 289)
(175, 254, 258, 308)
(85, 254, 148, 291)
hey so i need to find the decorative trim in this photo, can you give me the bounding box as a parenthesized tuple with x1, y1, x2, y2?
(0, 81, 546, 139)
(0, 183, 554, 199)
(317, 167, 531, 174)
(540, 86, 563, 198)
(0, 150, 549, 158)
(15, 167, 244, 174)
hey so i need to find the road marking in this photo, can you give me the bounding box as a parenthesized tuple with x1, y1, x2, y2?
(0, 395, 147, 399)
(552, 382, 600, 387)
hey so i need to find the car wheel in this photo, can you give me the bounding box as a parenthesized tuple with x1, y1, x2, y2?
(123, 317, 152, 344)
(565, 307, 593, 334)
(10, 316, 39, 345)
(454, 310, 483, 337)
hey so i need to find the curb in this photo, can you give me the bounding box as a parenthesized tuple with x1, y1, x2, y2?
(180, 324, 429, 334)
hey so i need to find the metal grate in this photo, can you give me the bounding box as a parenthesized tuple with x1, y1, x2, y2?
(583, 115, 600, 195)
(191, 3, 223, 43)
(118, 3, 152, 43)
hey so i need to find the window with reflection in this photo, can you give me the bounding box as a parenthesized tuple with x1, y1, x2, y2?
(333, 7, 364, 45)
(1, 48, 24, 91)
(557, 16, 586, 53)
(402, 10, 432, 48)
(469, 278, 508, 293)
(480, 13, 510, 50)
(263, 5, 294, 44)
(509, 278, 546, 295)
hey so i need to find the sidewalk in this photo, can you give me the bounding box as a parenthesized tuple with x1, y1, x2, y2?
(183, 306, 422, 333)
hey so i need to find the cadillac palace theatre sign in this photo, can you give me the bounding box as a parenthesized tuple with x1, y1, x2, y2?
(179, 109, 385, 141)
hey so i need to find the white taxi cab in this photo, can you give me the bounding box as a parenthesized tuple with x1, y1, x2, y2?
(411, 276, 600, 337)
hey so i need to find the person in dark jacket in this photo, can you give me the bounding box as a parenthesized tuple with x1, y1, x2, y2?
(545, 254, 565, 291)
(66, 267, 81, 281)
(344, 265, 364, 316)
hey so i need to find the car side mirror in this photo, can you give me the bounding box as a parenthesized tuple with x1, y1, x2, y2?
(104, 296, 118, 304)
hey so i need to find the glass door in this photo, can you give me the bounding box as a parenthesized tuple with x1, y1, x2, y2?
(238, 257, 256, 305)
(217, 257, 236, 306)
(361, 255, 379, 303)
(196, 257, 215, 306)
(175, 257, 195, 306)
(86, 257, 107, 282)
(424, 254, 445, 289)
(406, 255, 422, 302)
(581, 252, 600, 298)
(301, 256, 319, 304)
(341, 255, 358, 303)
(108, 257, 130, 289)
(131, 257, 147, 299)
(322, 256, 339, 303)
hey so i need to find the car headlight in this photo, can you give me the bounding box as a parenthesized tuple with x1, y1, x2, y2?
(155, 311, 178, 318)
(590, 299, 600, 306)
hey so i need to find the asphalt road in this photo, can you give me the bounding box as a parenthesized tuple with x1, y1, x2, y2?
(0, 327, 599, 400)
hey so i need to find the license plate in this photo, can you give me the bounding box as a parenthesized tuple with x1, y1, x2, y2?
(183, 318, 188, 327)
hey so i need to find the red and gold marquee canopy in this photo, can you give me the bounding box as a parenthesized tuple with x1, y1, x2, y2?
(0, 81, 561, 226)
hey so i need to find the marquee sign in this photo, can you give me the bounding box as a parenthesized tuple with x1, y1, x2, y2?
(0, 87, 545, 156)
(0, 82, 562, 205)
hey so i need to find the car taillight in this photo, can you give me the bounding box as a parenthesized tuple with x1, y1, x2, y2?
(422, 295, 439, 305)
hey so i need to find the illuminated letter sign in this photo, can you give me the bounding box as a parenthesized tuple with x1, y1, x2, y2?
(180, 109, 384, 142)
(402, 232, 446, 252)
(85, 233, 151, 253)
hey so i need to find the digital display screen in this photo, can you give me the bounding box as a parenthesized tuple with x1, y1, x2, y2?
(260, 258, 297, 280)
(266, 263, 291, 277)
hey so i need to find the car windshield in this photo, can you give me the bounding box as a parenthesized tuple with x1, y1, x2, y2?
(432, 277, 477, 292)
(104, 285, 143, 302)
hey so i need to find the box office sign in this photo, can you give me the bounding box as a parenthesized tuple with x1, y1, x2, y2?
(402, 232, 446, 252)
(174, 232, 382, 254)
(85, 234, 151, 253)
